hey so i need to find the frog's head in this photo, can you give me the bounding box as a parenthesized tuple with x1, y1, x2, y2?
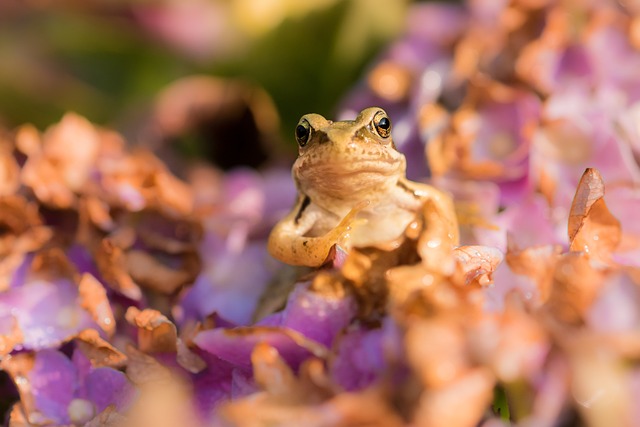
(292, 107, 406, 200)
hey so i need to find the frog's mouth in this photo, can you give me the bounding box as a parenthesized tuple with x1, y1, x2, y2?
(296, 159, 405, 199)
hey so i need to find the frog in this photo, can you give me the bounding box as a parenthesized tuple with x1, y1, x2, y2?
(268, 107, 459, 267)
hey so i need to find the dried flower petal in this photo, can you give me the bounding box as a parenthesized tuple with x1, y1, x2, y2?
(125, 307, 178, 354)
(568, 168, 621, 264)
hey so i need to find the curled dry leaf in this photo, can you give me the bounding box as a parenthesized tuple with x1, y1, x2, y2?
(453, 245, 504, 287)
(405, 318, 471, 388)
(125, 307, 178, 354)
(96, 233, 143, 301)
(469, 294, 550, 383)
(416, 199, 457, 275)
(218, 386, 404, 427)
(428, 79, 538, 186)
(74, 329, 127, 368)
(176, 338, 206, 374)
(100, 150, 194, 216)
(123, 347, 200, 427)
(0, 196, 51, 291)
(126, 249, 200, 295)
(568, 168, 621, 264)
(412, 367, 495, 427)
(0, 316, 22, 357)
(85, 406, 127, 427)
(385, 264, 442, 308)
(546, 252, 607, 324)
(0, 137, 19, 196)
(78, 273, 116, 336)
(252, 342, 304, 400)
(1, 354, 38, 424)
(505, 243, 562, 303)
(20, 113, 101, 209)
(94, 212, 201, 297)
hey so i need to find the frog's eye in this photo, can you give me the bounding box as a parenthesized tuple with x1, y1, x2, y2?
(373, 111, 391, 138)
(295, 119, 312, 147)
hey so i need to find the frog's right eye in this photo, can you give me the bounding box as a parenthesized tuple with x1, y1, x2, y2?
(295, 119, 312, 147)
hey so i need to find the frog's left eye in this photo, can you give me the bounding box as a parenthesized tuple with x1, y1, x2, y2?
(295, 119, 312, 147)
(373, 111, 391, 138)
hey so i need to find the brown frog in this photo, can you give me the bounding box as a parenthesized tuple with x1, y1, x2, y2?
(268, 107, 459, 267)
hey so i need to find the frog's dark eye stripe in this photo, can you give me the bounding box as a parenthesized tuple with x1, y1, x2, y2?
(295, 119, 312, 147)
(373, 111, 391, 138)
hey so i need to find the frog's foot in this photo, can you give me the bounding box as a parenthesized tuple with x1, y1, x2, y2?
(327, 200, 370, 248)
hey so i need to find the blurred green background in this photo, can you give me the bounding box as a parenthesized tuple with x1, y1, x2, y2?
(0, 0, 409, 155)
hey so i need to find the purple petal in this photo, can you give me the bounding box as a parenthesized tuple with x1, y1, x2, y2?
(84, 368, 136, 413)
(330, 327, 386, 391)
(193, 327, 320, 370)
(190, 355, 236, 418)
(180, 235, 272, 326)
(28, 350, 77, 425)
(260, 168, 297, 232)
(0, 279, 96, 350)
(476, 195, 562, 253)
(258, 282, 356, 347)
(586, 274, 640, 332)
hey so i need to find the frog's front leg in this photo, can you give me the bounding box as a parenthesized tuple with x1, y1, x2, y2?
(268, 196, 367, 267)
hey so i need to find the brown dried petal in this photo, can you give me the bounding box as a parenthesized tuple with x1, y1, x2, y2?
(154, 171, 194, 216)
(546, 252, 607, 324)
(0, 196, 52, 291)
(453, 245, 504, 287)
(416, 199, 457, 275)
(20, 113, 101, 209)
(126, 249, 199, 295)
(367, 61, 414, 103)
(252, 342, 298, 398)
(14, 124, 41, 157)
(175, 338, 206, 374)
(125, 345, 174, 385)
(405, 319, 471, 388)
(29, 248, 78, 282)
(0, 195, 50, 256)
(124, 347, 200, 427)
(84, 197, 116, 232)
(469, 296, 549, 382)
(505, 243, 562, 302)
(386, 264, 441, 307)
(96, 236, 142, 301)
(218, 388, 404, 427)
(0, 141, 19, 196)
(125, 307, 178, 354)
(100, 151, 194, 215)
(74, 329, 127, 368)
(7, 403, 31, 427)
(1, 354, 39, 425)
(21, 157, 76, 208)
(0, 316, 23, 357)
(136, 210, 202, 254)
(568, 169, 621, 264)
(85, 406, 127, 427)
(42, 113, 100, 191)
(78, 273, 116, 336)
(412, 367, 495, 427)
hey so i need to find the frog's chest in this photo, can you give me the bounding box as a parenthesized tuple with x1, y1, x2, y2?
(305, 197, 418, 246)
(351, 205, 417, 246)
